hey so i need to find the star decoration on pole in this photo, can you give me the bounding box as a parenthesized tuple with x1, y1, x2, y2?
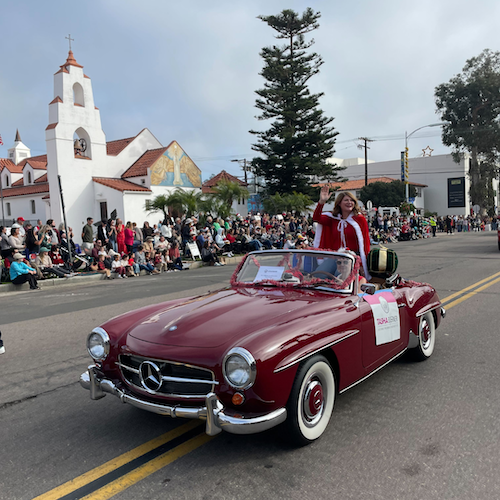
(422, 146, 434, 157)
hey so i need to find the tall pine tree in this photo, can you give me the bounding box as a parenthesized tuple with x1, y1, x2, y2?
(251, 8, 342, 196)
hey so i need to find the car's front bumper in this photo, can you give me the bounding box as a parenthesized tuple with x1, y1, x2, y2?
(80, 365, 287, 436)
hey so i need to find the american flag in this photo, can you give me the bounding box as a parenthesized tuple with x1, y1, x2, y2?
(0, 134, 3, 146)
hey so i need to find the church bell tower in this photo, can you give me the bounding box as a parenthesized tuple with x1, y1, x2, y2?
(45, 49, 107, 227)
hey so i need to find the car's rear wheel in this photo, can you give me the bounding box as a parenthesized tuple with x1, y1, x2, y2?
(412, 312, 435, 361)
(286, 355, 335, 446)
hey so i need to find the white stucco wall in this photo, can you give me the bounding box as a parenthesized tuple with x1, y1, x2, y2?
(1, 193, 47, 224)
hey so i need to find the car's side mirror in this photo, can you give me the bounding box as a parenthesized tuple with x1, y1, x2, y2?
(360, 283, 376, 295)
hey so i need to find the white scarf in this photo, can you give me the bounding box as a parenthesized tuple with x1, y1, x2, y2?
(314, 212, 371, 280)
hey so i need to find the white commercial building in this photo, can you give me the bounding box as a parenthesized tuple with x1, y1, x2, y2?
(0, 51, 202, 240)
(331, 153, 499, 216)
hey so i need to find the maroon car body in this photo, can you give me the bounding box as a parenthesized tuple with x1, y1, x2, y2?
(81, 249, 445, 444)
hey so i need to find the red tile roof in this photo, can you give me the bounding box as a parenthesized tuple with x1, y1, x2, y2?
(201, 170, 248, 194)
(10, 172, 47, 188)
(19, 155, 48, 169)
(93, 177, 151, 192)
(0, 183, 50, 198)
(315, 176, 427, 189)
(106, 136, 137, 156)
(59, 50, 83, 71)
(26, 160, 47, 170)
(0, 159, 23, 173)
(46, 123, 58, 130)
(121, 147, 168, 178)
(50, 96, 63, 104)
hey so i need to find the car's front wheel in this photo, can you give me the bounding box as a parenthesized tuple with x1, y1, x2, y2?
(412, 312, 436, 361)
(286, 355, 336, 446)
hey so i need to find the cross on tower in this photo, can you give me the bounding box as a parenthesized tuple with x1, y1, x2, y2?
(65, 34, 74, 51)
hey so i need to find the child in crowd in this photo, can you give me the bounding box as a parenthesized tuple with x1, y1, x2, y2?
(128, 252, 140, 275)
(111, 254, 127, 278)
(121, 253, 137, 277)
(97, 254, 112, 279)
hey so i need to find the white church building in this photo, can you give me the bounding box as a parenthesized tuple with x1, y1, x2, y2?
(0, 50, 202, 240)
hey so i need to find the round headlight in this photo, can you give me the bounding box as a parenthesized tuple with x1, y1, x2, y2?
(223, 347, 256, 389)
(87, 328, 110, 361)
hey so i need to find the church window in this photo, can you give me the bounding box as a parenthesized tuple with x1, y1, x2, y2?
(141, 179, 146, 185)
(6, 203, 11, 216)
(27, 171, 32, 184)
(31, 200, 36, 214)
(73, 82, 85, 107)
(4, 175, 9, 187)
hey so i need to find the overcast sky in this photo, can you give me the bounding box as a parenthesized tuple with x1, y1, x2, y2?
(1, 0, 499, 182)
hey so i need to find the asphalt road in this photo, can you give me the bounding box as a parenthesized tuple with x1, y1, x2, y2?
(0, 231, 499, 500)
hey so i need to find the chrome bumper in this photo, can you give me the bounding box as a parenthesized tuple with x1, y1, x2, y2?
(80, 365, 287, 436)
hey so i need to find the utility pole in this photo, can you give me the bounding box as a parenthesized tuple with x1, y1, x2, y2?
(358, 137, 373, 186)
(230, 158, 250, 184)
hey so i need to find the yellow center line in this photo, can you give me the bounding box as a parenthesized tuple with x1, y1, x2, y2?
(33, 420, 202, 500)
(80, 433, 213, 500)
(440, 270, 500, 305)
(443, 276, 500, 310)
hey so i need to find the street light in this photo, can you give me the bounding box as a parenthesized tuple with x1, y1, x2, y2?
(404, 122, 443, 202)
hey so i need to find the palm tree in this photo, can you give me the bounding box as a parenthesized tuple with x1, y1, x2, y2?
(146, 189, 204, 220)
(210, 180, 249, 213)
(145, 194, 170, 222)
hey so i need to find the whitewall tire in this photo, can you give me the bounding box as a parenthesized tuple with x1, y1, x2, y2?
(413, 312, 436, 361)
(286, 355, 336, 446)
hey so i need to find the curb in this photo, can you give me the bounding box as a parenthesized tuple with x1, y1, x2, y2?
(0, 255, 243, 294)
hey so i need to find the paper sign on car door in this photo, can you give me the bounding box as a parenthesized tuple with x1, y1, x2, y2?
(363, 292, 400, 345)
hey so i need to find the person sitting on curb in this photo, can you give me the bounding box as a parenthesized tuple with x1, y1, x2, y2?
(168, 241, 184, 270)
(35, 247, 74, 279)
(134, 245, 157, 275)
(111, 254, 127, 278)
(201, 240, 224, 266)
(128, 252, 140, 276)
(121, 253, 136, 277)
(9, 252, 40, 290)
(96, 254, 112, 279)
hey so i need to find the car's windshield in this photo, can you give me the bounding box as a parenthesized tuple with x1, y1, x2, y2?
(232, 250, 357, 292)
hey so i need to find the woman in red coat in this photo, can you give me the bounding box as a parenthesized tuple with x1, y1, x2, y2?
(313, 186, 371, 279)
(116, 219, 127, 255)
(124, 221, 135, 253)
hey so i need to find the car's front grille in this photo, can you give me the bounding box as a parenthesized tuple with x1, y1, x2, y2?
(118, 354, 217, 399)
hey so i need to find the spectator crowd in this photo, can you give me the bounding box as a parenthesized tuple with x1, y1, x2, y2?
(1, 209, 499, 291)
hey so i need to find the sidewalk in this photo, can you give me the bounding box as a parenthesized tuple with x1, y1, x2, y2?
(0, 255, 243, 294)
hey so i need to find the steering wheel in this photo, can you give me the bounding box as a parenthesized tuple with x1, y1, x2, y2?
(310, 270, 342, 283)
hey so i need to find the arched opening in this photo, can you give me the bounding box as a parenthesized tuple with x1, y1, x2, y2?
(27, 171, 32, 184)
(73, 127, 92, 159)
(73, 82, 85, 107)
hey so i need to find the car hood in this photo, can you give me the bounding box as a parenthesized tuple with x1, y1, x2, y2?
(127, 287, 342, 348)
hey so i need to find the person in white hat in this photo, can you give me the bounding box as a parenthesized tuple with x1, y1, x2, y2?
(9, 252, 40, 289)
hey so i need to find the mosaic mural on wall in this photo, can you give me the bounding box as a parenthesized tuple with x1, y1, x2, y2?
(150, 141, 202, 188)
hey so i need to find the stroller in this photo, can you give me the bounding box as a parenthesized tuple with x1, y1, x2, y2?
(60, 242, 93, 272)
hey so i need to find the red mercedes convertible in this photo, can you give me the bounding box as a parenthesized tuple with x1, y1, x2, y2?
(80, 249, 445, 445)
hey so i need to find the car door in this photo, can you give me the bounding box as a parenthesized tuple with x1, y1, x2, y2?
(359, 289, 406, 372)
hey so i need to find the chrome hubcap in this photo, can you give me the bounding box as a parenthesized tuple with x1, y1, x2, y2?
(421, 319, 431, 349)
(302, 378, 324, 427)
